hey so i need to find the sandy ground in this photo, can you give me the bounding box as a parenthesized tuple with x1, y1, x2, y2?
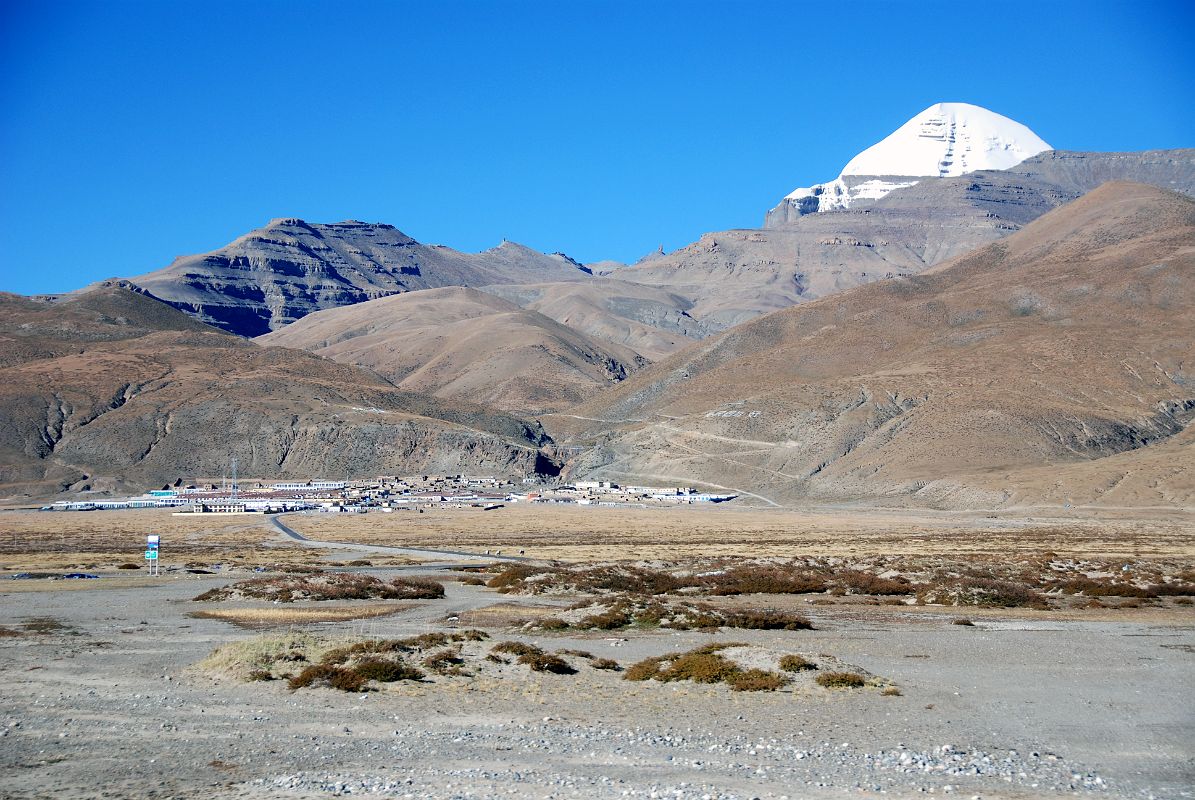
(0, 507, 1193, 799)
(280, 504, 1195, 561)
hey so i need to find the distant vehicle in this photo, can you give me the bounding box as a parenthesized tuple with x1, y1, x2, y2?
(60, 573, 99, 580)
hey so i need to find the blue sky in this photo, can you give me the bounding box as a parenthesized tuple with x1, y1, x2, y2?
(1, 0, 1192, 295)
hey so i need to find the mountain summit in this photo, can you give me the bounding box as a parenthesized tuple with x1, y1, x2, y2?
(771, 102, 1052, 218)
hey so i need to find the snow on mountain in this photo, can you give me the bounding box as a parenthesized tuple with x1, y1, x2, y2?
(779, 103, 1053, 214)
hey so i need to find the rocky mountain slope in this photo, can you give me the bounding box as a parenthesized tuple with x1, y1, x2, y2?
(124, 218, 590, 337)
(479, 278, 714, 360)
(0, 283, 555, 500)
(623, 148, 1195, 330)
(257, 286, 645, 415)
(557, 183, 1195, 509)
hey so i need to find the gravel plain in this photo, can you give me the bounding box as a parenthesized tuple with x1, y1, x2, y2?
(1, 528, 1193, 800)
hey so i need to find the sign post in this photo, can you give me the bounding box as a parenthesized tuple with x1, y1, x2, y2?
(145, 534, 161, 577)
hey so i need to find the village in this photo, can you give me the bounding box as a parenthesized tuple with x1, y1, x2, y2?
(43, 475, 737, 514)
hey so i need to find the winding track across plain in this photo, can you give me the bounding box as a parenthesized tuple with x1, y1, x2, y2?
(270, 513, 529, 563)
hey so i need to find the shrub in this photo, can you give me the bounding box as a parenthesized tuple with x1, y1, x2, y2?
(569, 565, 694, 596)
(400, 632, 451, 649)
(389, 578, 446, 599)
(720, 609, 814, 631)
(458, 577, 487, 586)
(881, 686, 902, 696)
(457, 629, 489, 641)
(935, 578, 1046, 609)
(288, 664, 370, 692)
(0, 626, 22, 638)
(116, 563, 141, 570)
(727, 669, 788, 692)
(624, 656, 667, 681)
(329, 669, 371, 692)
(517, 652, 577, 674)
(702, 567, 827, 596)
(663, 608, 724, 630)
(1148, 583, 1195, 597)
(247, 669, 275, 682)
(778, 654, 817, 672)
(693, 641, 747, 654)
(347, 560, 372, 567)
(836, 571, 912, 596)
(1174, 597, 1193, 606)
(491, 641, 543, 657)
(194, 573, 444, 603)
(422, 648, 466, 675)
(815, 671, 866, 689)
(656, 653, 739, 684)
(578, 607, 633, 630)
(486, 565, 548, 590)
(556, 649, 594, 659)
(951, 618, 975, 626)
(591, 658, 621, 671)
(1050, 577, 1154, 598)
(537, 617, 569, 631)
(631, 602, 669, 628)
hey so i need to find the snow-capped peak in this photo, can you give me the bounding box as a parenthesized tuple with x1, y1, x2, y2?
(777, 103, 1053, 215)
(840, 102, 1052, 179)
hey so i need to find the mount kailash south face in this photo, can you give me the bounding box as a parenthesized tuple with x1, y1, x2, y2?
(767, 102, 1053, 220)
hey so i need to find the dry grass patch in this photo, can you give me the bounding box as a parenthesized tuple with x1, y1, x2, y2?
(517, 652, 577, 674)
(778, 654, 817, 672)
(623, 644, 789, 692)
(190, 603, 411, 628)
(727, 669, 788, 692)
(200, 632, 330, 681)
(194, 573, 444, 603)
(815, 671, 866, 689)
(202, 629, 492, 690)
(526, 596, 813, 634)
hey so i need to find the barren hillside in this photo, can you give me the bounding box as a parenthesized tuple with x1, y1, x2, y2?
(560, 183, 1195, 509)
(257, 286, 645, 414)
(0, 284, 554, 500)
(479, 278, 713, 360)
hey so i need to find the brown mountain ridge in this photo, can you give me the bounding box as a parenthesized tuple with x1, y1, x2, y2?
(0, 283, 556, 500)
(257, 286, 647, 415)
(557, 182, 1195, 509)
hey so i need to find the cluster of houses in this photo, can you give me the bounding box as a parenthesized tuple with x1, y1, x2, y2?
(45, 475, 735, 514)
